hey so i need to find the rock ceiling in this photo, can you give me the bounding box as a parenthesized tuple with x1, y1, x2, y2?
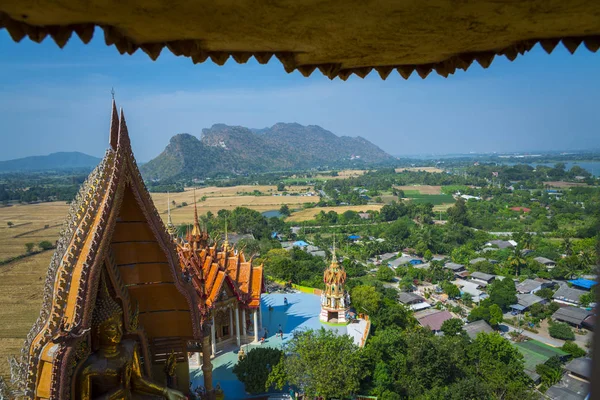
(0, 0, 599, 79)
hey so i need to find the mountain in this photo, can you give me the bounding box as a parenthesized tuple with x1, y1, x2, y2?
(141, 123, 395, 180)
(0, 152, 101, 173)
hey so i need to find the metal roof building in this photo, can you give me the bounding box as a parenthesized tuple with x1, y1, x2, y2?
(552, 306, 594, 327)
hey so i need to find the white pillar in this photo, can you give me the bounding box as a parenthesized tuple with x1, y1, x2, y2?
(195, 352, 201, 366)
(235, 306, 241, 347)
(229, 307, 234, 339)
(258, 299, 263, 330)
(210, 316, 216, 356)
(242, 309, 247, 340)
(253, 310, 259, 342)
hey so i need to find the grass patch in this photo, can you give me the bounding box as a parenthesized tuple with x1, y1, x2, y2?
(405, 194, 455, 205)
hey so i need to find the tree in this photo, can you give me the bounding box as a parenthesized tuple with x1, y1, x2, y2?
(508, 246, 526, 277)
(488, 304, 503, 326)
(549, 322, 575, 340)
(271, 329, 365, 399)
(277, 182, 285, 191)
(7, 221, 13, 228)
(580, 288, 595, 308)
(535, 287, 555, 301)
(422, 249, 433, 262)
(441, 318, 464, 336)
(447, 198, 469, 226)
(561, 341, 586, 359)
(470, 333, 530, 399)
(376, 266, 395, 282)
(442, 282, 460, 299)
(25, 242, 35, 253)
(279, 204, 291, 217)
(488, 278, 517, 310)
(351, 285, 382, 314)
(461, 292, 473, 307)
(233, 347, 283, 394)
(38, 241, 54, 251)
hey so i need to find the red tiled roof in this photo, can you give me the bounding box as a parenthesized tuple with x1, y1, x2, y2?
(510, 206, 531, 212)
(417, 310, 453, 331)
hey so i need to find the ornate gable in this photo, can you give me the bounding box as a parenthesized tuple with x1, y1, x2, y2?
(13, 101, 200, 400)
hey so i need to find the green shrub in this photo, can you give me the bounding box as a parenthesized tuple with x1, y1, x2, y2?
(561, 341, 586, 358)
(549, 322, 575, 340)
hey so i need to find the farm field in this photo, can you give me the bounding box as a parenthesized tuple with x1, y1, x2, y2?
(404, 193, 455, 205)
(0, 202, 69, 261)
(152, 186, 318, 225)
(394, 185, 442, 195)
(287, 205, 383, 222)
(395, 167, 445, 173)
(543, 181, 588, 188)
(0, 251, 50, 380)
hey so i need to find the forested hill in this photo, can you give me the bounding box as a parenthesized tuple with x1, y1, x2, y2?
(0, 152, 101, 173)
(141, 123, 395, 180)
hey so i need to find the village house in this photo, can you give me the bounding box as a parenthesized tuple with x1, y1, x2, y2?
(552, 306, 594, 328)
(398, 292, 431, 311)
(553, 285, 589, 306)
(533, 256, 557, 268)
(546, 358, 592, 400)
(485, 239, 517, 249)
(464, 320, 494, 340)
(510, 293, 546, 313)
(516, 278, 553, 294)
(469, 271, 496, 287)
(414, 309, 453, 334)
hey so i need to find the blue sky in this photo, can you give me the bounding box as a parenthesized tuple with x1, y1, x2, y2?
(0, 29, 599, 162)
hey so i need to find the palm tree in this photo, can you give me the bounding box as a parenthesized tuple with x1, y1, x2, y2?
(521, 232, 534, 250)
(508, 246, 527, 277)
(562, 237, 573, 256)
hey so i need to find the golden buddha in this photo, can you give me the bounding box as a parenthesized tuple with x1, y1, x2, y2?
(76, 276, 186, 400)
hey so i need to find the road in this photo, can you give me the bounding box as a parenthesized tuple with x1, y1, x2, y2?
(499, 323, 565, 347)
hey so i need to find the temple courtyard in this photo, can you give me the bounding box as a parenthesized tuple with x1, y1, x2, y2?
(190, 292, 368, 399)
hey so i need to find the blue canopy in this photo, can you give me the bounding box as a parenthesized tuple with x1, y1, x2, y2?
(409, 259, 423, 265)
(348, 235, 361, 240)
(293, 240, 309, 247)
(568, 279, 597, 290)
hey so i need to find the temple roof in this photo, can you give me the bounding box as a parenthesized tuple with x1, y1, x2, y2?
(1, 1, 599, 80)
(177, 213, 264, 315)
(15, 100, 200, 398)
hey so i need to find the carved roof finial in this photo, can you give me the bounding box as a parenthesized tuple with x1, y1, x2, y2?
(109, 98, 119, 150)
(167, 192, 176, 238)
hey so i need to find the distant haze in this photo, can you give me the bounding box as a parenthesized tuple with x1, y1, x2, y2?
(0, 29, 599, 162)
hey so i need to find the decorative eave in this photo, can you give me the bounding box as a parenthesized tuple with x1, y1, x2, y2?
(1, 2, 599, 81)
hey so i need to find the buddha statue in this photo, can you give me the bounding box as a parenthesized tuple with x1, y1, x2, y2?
(76, 275, 186, 400)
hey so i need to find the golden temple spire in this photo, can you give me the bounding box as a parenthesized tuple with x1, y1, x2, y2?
(191, 188, 201, 237)
(223, 219, 229, 251)
(331, 235, 337, 265)
(166, 192, 176, 238)
(109, 97, 119, 150)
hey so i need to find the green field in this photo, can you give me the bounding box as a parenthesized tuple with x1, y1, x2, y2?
(513, 339, 568, 372)
(406, 193, 455, 205)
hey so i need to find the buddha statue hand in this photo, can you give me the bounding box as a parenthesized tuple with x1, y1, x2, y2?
(164, 387, 187, 400)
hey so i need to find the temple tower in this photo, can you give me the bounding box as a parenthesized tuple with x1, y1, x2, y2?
(320, 243, 349, 323)
(166, 192, 177, 238)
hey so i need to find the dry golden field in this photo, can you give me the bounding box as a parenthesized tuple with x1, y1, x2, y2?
(0, 252, 50, 380)
(395, 167, 445, 173)
(0, 202, 70, 260)
(394, 185, 443, 195)
(543, 181, 587, 188)
(152, 185, 317, 225)
(286, 205, 383, 222)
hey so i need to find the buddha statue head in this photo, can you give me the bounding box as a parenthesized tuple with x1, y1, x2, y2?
(92, 273, 125, 348)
